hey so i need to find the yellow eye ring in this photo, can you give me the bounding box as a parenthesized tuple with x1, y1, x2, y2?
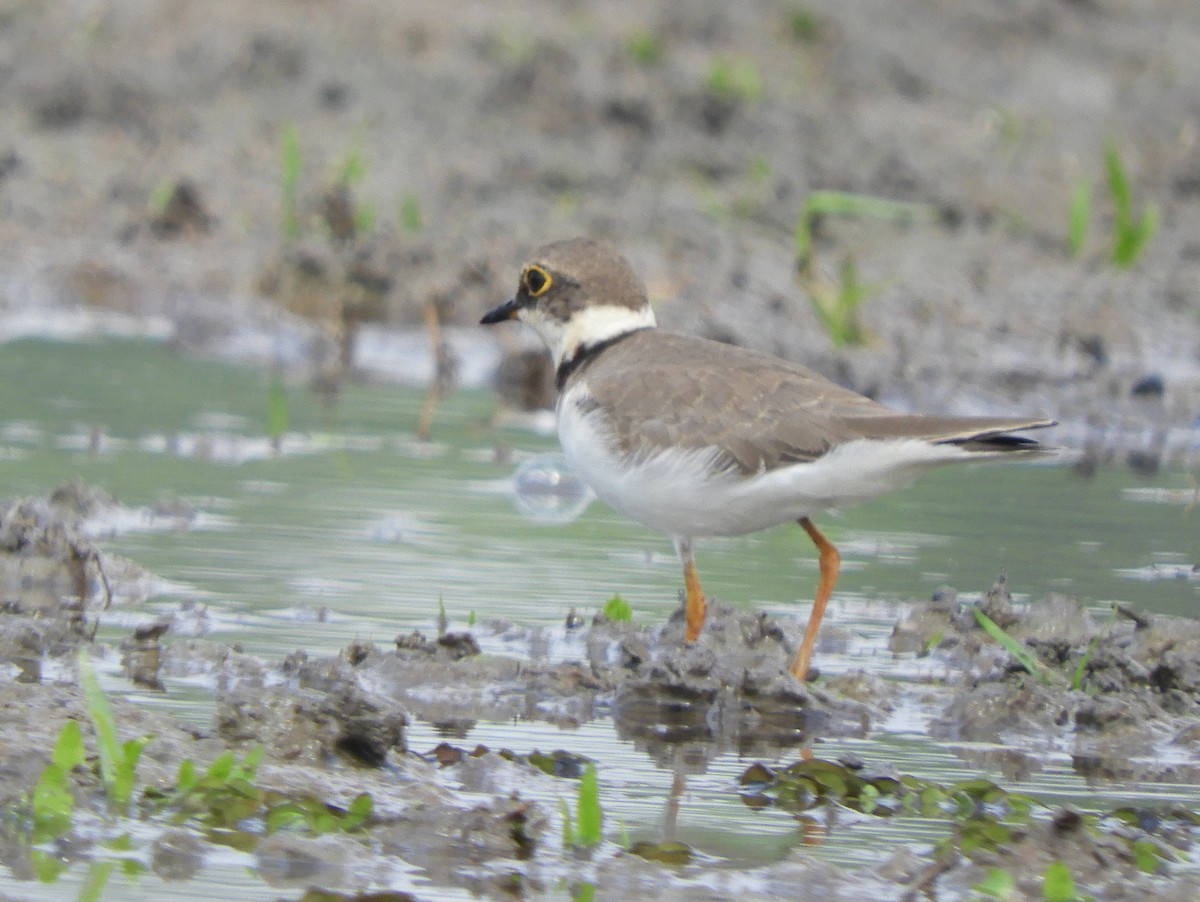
(524, 264, 552, 297)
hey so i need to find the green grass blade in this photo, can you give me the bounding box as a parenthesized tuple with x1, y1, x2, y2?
(575, 764, 603, 847)
(796, 190, 931, 265)
(1104, 140, 1131, 227)
(1112, 202, 1158, 267)
(972, 608, 1046, 680)
(559, 798, 574, 847)
(78, 860, 116, 902)
(1067, 179, 1090, 257)
(53, 719, 85, 771)
(78, 651, 123, 799)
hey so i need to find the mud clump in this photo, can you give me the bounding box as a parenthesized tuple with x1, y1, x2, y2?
(215, 649, 408, 767)
(895, 576, 1200, 777)
(591, 601, 891, 758)
(0, 479, 122, 675)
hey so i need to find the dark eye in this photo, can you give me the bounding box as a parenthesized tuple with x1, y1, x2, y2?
(524, 265, 551, 297)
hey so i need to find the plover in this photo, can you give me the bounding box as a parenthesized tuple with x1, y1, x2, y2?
(482, 237, 1054, 680)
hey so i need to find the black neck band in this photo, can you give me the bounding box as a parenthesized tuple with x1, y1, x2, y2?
(555, 328, 649, 391)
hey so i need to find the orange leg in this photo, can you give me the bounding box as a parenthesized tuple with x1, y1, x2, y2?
(675, 538, 707, 641)
(789, 517, 841, 681)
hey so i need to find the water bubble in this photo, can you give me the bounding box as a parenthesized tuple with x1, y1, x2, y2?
(512, 453, 593, 524)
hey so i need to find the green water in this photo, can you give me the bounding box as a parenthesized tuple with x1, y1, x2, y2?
(1, 336, 1198, 895)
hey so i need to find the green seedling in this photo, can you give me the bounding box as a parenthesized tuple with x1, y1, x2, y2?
(1067, 178, 1091, 257)
(561, 763, 603, 849)
(973, 866, 1016, 899)
(30, 719, 86, 838)
(399, 194, 423, 234)
(163, 746, 372, 835)
(786, 6, 821, 43)
(1129, 838, 1168, 873)
(1104, 140, 1157, 267)
(794, 192, 928, 347)
(705, 57, 764, 104)
(971, 607, 1048, 682)
(626, 29, 662, 66)
(280, 123, 303, 242)
(78, 860, 116, 902)
(79, 651, 150, 809)
(806, 256, 879, 347)
(1070, 635, 1099, 691)
(148, 180, 175, 217)
(602, 594, 632, 622)
(1042, 860, 1093, 902)
(795, 190, 931, 268)
(264, 790, 373, 835)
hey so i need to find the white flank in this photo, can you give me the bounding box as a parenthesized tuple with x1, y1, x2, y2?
(520, 303, 656, 370)
(559, 381, 981, 539)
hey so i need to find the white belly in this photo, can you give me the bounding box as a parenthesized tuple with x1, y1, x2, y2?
(557, 381, 975, 539)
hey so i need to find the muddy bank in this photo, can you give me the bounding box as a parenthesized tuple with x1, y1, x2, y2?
(3, 481, 1200, 899)
(0, 0, 1198, 466)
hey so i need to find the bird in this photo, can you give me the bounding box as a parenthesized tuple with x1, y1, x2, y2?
(481, 237, 1055, 681)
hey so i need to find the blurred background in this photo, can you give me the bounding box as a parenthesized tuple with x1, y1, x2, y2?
(0, 0, 1196, 457)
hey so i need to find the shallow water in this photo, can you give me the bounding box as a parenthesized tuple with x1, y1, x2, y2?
(2, 336, 1199, 895)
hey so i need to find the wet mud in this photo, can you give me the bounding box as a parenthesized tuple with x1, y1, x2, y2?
(2, 482, 1200, 899)
(3, 0, 1200, 897)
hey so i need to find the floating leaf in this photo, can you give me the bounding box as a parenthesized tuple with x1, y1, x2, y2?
(630, 840, 694, 864)
(973, 866, 1016, 899)
(1041, 860, 1076, 902)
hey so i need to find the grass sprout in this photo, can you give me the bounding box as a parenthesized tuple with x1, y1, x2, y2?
(79, 651, 150, 809)
(972, 608, 1048, 681)
(280, 123, 303, 242)
(1104, 140, 1157, 267)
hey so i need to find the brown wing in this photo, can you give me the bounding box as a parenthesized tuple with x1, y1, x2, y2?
(578, 331, 1053, 473)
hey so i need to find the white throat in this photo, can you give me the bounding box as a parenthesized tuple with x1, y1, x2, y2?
(521, 303, 657, 369)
